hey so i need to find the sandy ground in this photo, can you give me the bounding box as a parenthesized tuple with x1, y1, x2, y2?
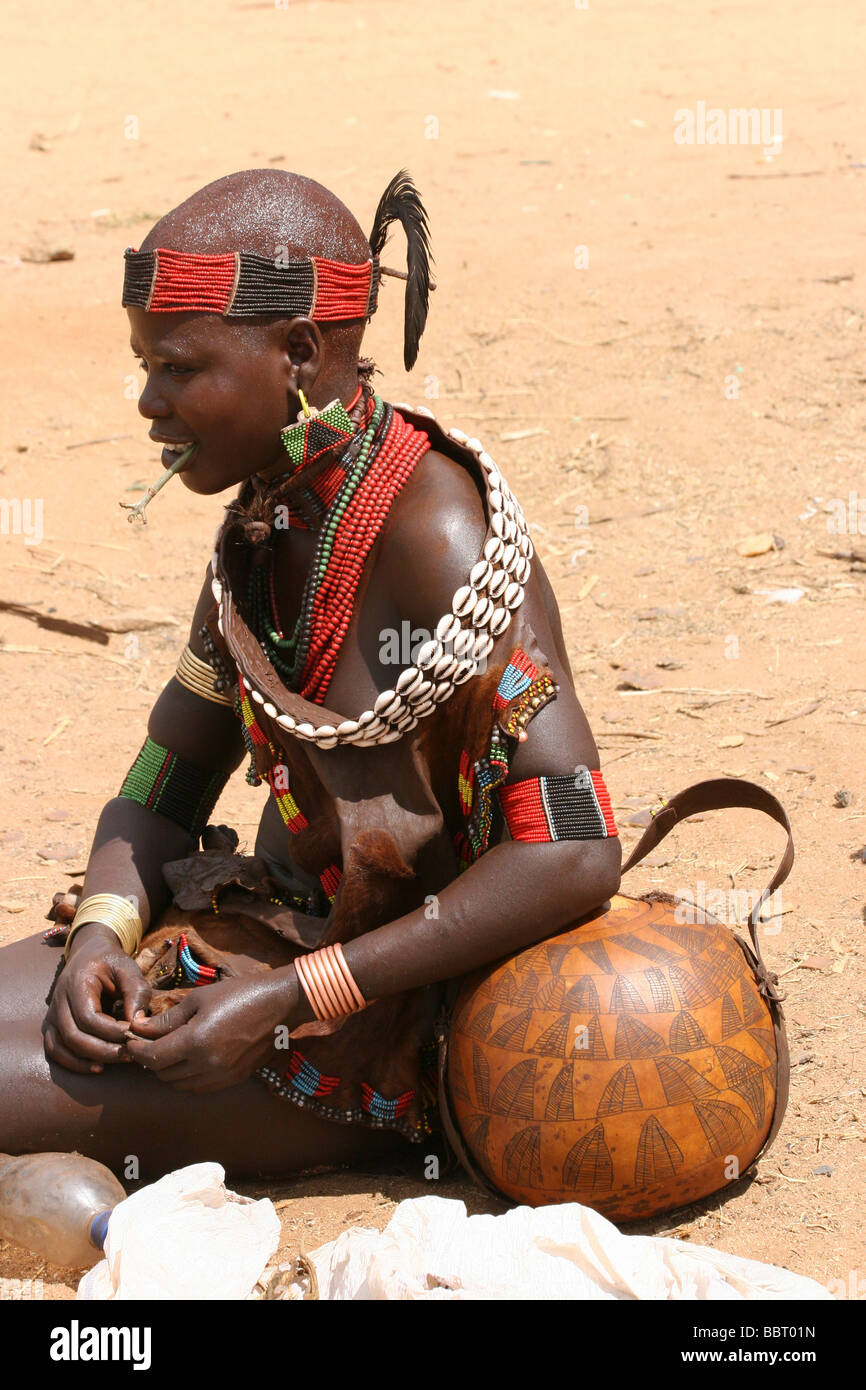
(0, 0, 864, 1300)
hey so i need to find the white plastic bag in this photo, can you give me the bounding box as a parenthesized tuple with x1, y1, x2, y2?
(77, 1172, 831, 1301)
(307, 1196, 831, 1301)
(77, 1162, 280, 1300)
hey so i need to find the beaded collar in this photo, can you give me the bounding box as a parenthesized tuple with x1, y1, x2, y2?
(211, 407, 534, 750)
(269, 455, 349, 530)
(243, 395, 430, 704)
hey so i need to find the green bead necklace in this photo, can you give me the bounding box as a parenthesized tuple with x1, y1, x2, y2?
(246, 394, 387, 690)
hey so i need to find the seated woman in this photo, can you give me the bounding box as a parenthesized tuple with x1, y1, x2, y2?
(0, 169, 621, 1182)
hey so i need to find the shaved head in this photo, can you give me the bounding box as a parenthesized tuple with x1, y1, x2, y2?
(138, 168, 372, 382)
(141, 168, 372, 265)
(126, 168, 430, 495)
(128, 172, 376, 495)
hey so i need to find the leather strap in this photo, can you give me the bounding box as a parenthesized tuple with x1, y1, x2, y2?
(621, 777, 794, 1167)
(622, 778, 793, 1003)
(728, 933, 791, 1161)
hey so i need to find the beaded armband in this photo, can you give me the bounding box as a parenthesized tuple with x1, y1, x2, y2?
(175, 644, 234, 707)
(119, 736, 230, 840)
(456, 646, 560, 871)
(492, 647, 557, 740)
(497, 770, 618, 843)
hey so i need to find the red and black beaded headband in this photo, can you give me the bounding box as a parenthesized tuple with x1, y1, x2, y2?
(121, 247, 380, 322)
(121, 170, 434, 371)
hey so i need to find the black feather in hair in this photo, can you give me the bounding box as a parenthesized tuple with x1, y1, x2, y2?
(369, 170, 433, 371)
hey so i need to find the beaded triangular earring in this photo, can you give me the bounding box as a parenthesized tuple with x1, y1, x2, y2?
(280, 390, 355, 471)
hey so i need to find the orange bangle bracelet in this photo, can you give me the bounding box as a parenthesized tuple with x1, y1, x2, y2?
(318, 947, 355, 1014)
(334, 943, 366, 1010)
(294, 943, 367, 1022)
(294, 953, 331, 1020)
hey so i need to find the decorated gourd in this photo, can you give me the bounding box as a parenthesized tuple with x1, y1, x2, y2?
(445, 781, 791, 1222)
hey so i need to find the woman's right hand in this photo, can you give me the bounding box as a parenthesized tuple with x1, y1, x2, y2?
(43, 922, 152, 1074)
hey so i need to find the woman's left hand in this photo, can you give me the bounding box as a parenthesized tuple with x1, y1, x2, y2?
(124, 970, 296, 1092)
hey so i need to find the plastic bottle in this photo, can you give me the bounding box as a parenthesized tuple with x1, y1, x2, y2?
(0, 1152, 126, 1267)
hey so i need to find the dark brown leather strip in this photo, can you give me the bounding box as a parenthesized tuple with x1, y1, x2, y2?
(621, 778, 794, 1002)
(730, 935, 791, 1161)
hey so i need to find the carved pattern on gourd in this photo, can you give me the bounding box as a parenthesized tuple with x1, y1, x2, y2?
(563, 1125, 614, 1192)
(487, 1008, 534, 1052)
(448, 893, 782, 1222)
(714, 1045, 766, 1126)
(502, 1125, 542, 1187)
(563, 975, 600, 1012)
(634, 1116, 684, 1185)
(472, 1043, 490, 1110)
(610, 975, 648, 1014)
(694, 1100, 753, 1156)
(720, 991, 743, 1040)
(655, 1055, 717, 1104)
(669, 1011, 709, 1053)
(643, 968, 675, 1013)
(614, 1015, 666, 1059)
(490, 1058, 537, 1119)
(545, 1063, 576, 1121)
(596, 1064, 642, 1117)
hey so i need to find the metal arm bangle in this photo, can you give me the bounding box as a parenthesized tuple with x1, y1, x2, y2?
(64, 893, 143, 960)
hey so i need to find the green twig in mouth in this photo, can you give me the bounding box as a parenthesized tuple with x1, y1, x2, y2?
(119, 444, 196, 524)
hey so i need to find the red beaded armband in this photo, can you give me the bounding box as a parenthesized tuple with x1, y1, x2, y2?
(497, 770, 618, 842)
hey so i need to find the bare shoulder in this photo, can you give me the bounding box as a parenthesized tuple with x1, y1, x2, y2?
(378, 445, 487, 626)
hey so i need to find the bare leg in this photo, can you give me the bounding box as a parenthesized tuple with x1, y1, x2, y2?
(0, 932, 403, 1182)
